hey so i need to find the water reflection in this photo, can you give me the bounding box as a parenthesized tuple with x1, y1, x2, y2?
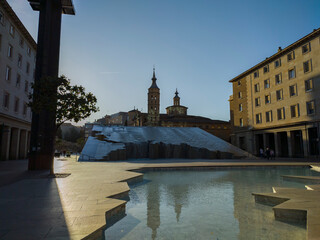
(105, 168, 316, 240)
(147, 183, 160, 239)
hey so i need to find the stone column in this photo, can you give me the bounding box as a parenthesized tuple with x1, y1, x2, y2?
(1, 126, 11, 161)
(29, 0, 63, 170)
(274, 132, 280, 157)
(302, 127, 309, 158)
(287, 131, 293, 158)
(9, 128, 20, 160)
(263, 133, 267, 151)
(19, 130, 28, 159)
(251, 133, 257, 155)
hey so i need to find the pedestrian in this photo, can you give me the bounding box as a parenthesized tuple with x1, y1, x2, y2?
(259, 148, 264, 158)
(265, 147, 270, 160)
(270, 149, 275, 160)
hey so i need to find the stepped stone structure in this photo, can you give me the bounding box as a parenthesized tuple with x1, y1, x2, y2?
(80, 125, 249, 161)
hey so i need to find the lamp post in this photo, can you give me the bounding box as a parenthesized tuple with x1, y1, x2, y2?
(28, 0, 75, 171)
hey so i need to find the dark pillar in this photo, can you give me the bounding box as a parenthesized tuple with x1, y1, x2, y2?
(28, 0, 62, 170)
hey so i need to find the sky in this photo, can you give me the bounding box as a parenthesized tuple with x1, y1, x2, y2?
(7, 0, 320, 125)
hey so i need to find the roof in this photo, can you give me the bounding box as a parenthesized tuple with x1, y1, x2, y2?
(28, 0, 75, 15)
(229, 27, 320, 83)
(149, 68, 159, 89)
(166, 105, 188, 110)
(0, 0, 37, 50)
(161, 114, 229, 124)
(150, 80, 159, 89)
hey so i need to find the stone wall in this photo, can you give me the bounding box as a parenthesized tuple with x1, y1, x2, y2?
(102, 142, 234, 161)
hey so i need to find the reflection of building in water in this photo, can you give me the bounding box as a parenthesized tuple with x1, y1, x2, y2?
(166, 185, 189, 222)
(147, 183, 160, 240)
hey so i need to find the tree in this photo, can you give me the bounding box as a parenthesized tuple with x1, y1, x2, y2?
(29, 75, 99, 174)
(64, 127, 81, 142)
(56, 126, 63, 139)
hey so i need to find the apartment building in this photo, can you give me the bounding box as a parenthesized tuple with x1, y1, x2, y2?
(0, 0, 36, 160)
(229, 28, 320, 158)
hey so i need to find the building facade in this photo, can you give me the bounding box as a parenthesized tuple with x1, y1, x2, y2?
(0, 0, 36, 161)
(229, 28, 320, 157)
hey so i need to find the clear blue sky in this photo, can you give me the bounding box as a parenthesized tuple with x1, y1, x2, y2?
(8, 0, 320, 124)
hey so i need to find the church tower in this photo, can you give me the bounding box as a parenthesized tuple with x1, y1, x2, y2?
(147, 67, 160, 126)
(166, 89, 188, 116)
(173, 89, 180, 106)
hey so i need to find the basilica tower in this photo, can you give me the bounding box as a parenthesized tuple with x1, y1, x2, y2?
(147, 68, 160, 126)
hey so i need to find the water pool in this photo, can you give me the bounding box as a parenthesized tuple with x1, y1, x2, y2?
(105, 167, 320, 240)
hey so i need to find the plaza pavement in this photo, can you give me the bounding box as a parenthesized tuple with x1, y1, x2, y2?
(0, 156, 319, 240)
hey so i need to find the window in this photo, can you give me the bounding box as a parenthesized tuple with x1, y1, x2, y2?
(256, 113, 262, 124)
(238, 92, 242, 99)
(255, 97, 261, 107)
(277, 107, 285, 120)
(254, 71, 259, 78)
(302, 43, 311, 54)
(26, 62, 30, 74)
(239, 104, 243, 112)
(303, 60, 312, 73)
(263, 65, 269, 74)
(254, 83, 260, 93)
(291, 104, 300, 118)
(275, 73, 282, 85)
(7, 44, 13, 57)
(287, 51, 295, 61)
(288, 68, 296, 79)
(5, 66, 11, 81)
(0, 11, 4, 24)
(9, 24, 15, 37)
(276, 89, 283, 101)
(24, 80, 29, 93)
(266, 111, 272, 122)
(239, 118, 243, 127)
(265, 94, 271, 104)
(14, 97, 19, 113)
(305, 79, 313, 92)
(23, 102, 28, 116)
(306, 100, 315, 115)
(19, 37, 24, 47)
(3, 92, 10, 109)
(264, 79, 270, 89)
(237, 80, 241, 86)
(18, 54, 22, 67)
(289, 84, 297, 97)
(27, 46, 31, 56)
(16, 74, 21, 88)
(274, 59, 281, 68)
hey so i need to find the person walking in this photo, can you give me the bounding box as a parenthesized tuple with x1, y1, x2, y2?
(270, 149, 275, 160)
(265, 147, 270, 160)
(259, 148, 264, 158)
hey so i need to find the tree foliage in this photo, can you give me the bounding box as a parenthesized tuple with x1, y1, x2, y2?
(29, 75, 99, 128)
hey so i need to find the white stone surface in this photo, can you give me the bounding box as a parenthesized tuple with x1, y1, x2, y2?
(81, 126, 248, 160)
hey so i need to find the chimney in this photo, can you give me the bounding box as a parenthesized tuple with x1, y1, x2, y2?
(278, 47, 282, 52)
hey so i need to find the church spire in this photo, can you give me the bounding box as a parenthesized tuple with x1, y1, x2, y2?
(175, 88, 179, 97)
(152, 67, 156, 80)
(173, 88, 180, 106)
